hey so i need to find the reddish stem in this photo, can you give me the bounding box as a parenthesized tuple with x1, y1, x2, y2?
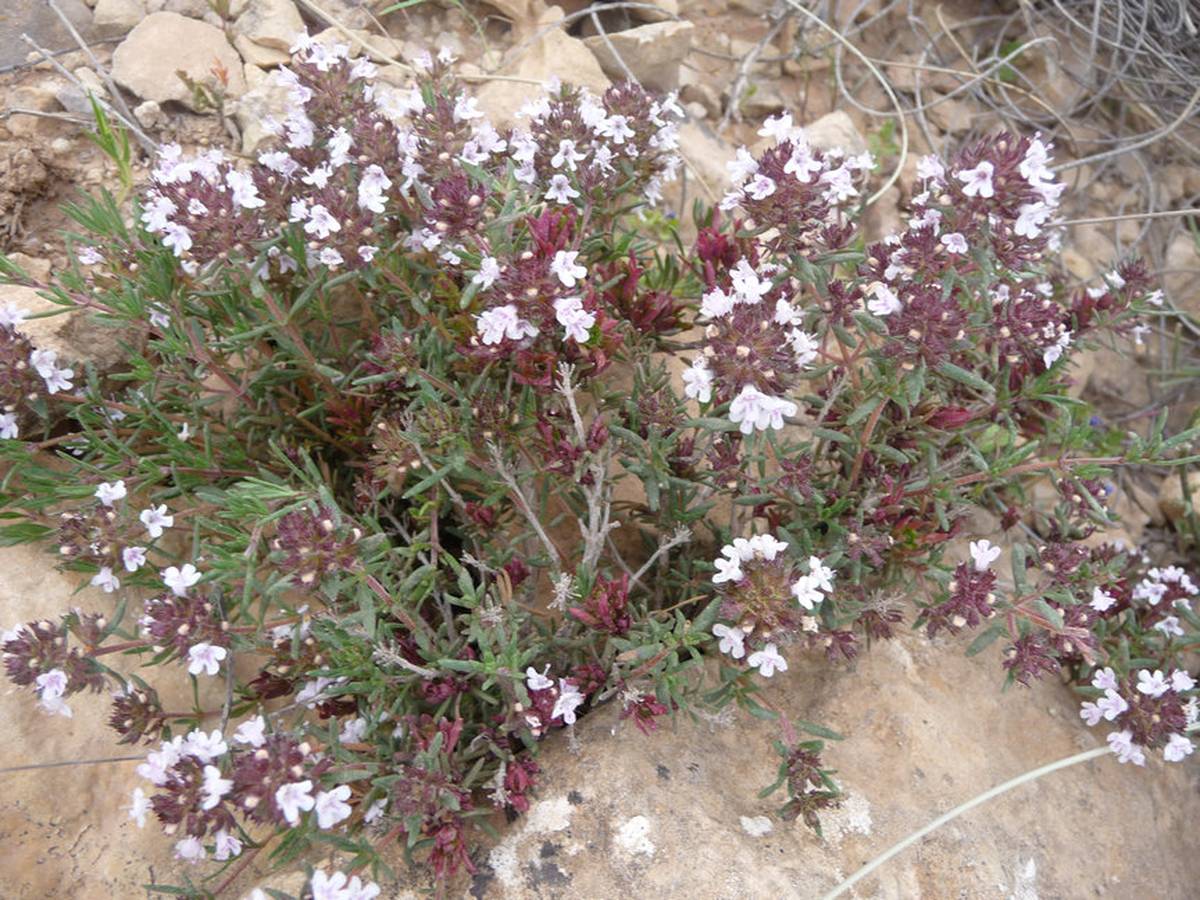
(949, 455, 1122, 490)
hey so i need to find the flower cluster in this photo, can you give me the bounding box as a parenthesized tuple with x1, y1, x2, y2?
(108, 685, 166, 745)
(710, 533, 839, 677)
(1079, 667, 1196, 765)
(1131, 565, 1198, 637)
(568, 573, 632, 635)
(139, 591, 230, 676)
(918, 540, 1000, 637)
(1, 307, 63, 439)
(720, 112, 872, 254)
(54, 484, 172, 601)
(774, 741, 841, 831)
(520, 665, 591, 736)
(131, 721, 348, 864)
(683, 257, 815, 434)
(270, 506, 363, 589)
(2, 618, 103, 717)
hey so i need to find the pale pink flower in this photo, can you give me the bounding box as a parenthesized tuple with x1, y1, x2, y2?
(315, 784, 353, 828)
(956, 160, 995, 198)
(187, 642, 227, 677)
(748, 643, 787, 677)
(275, 779, 315, 825)
(712, 623, 746, 659)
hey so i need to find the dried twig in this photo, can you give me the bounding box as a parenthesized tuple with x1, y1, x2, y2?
(780, 0, 908, 207)
(41, 0, 158, 153)
(18, 33, 157, 154)
(0, 754, 141, 773)
(488, 442, 564, 570)
(719, 2, 793, 131)
(0, 108, 88, 123)
(629, 526, 691, 589)
(556, 363, 617, 572)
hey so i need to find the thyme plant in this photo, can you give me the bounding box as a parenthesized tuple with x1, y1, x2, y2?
(1, 37, 1196, 897)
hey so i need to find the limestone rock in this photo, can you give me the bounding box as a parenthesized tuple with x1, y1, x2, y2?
(232, 0, 303, 67)
(304, 0, 373, 30)
(91, 0, 146, 34)
(6, 252, 52, 282)
(235, 0, 300, 44)
(473, 0, 549, 31)
(583, 21, 695, 93)
(1107, 478, 1152, 544)
(49, 82, 84, 118)
(111, 12, 247, 111)
(805, 109, 867, 155)
(679, 69, 721, 118)
(474, 5, 610, 128)
(54, 82, 99, 118)
(1063, 224, 1114, 282)
(1076, 344, 1150, 412)
(0, 544, 185, 898)
(5, 82, 65, 138)
(3, 282, 134, 372)
(1163, 232, 1200, 320)
(449, 629, 1200, 897)
(927, 96, 973, 134)
(1158, 469, 1200, 523)
(234, 63, 291, 153)
(311, 26, 401, 62)
(159, 0, 212, 14)
(72, 67, 108, 104)
(861, 184, 902, 243)
(0, 146, 50, 217)
(60, 68, 109, 124)
(731, 80, 786, 118)
(724, 37, 782, 77)
(629, 0, 677, 23)
(233, 33, 292, 68)
(885, 50, 961, 93)
(133, 99, 167, 130)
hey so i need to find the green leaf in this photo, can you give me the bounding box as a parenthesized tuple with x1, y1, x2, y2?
(0, 522, 54, 546)
(936, 361, 994, 395)
(976, 423, 1014, 454)
(1029, 597, 1064, 631)
(902, 364, 926, 409)
(845, 396, 882, 427)
(852, 310, 888, 336)
(458, 278, 481, 310)
(325, 769, 374, 783)
(1010, 543, 1027, 592)
(691, 597, 722, 635)
(872, 443, 910, 465)
(812, 427, 851, 444)
(965, 624, 1003, 656)
(1162, 427, 1200, 452)
(741, 695, 779, 721)
(437, 658, 488, 674)
(794, 719, 844, 741)
(685, 417, 741, 433)
(401, 462, 457, 499)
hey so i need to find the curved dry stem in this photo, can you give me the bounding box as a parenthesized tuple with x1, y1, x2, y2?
(822, 745, 1114, 899)
(780, 0, 909, 208)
